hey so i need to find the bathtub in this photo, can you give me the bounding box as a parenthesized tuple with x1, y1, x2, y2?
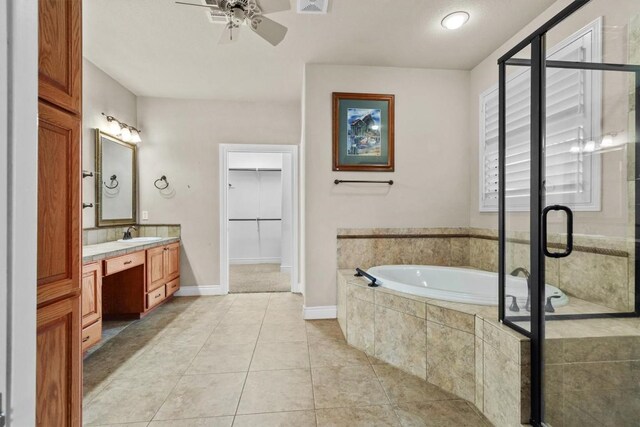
(367, 265, 568, 308)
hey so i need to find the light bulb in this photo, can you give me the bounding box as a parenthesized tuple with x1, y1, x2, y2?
(131, 129, 142, 144)
(569, 145, 580, 154)
(108, 119, 121, 135)
(120, 126, 132, 142)
(441, 11, 470, 30)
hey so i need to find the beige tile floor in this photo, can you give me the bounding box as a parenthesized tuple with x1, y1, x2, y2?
(229, 264, 290, 293)
(83, 293, 492, 426)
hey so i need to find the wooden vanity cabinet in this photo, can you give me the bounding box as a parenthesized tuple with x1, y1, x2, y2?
(81, 263, 102, 351)
(145, 242, 181, 309)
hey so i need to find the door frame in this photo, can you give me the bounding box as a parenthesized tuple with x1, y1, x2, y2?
(219, 144, 300, 294)
(1, 0, 38, 425)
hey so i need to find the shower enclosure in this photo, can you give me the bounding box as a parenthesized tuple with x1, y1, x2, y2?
(498, 0, 640, 424)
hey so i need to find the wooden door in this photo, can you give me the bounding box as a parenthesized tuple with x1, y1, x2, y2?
(37, 101, 81, 305)
(36, 296, 81, 427)
(38, 0, 81, 114)
(164, 243, 180, 282)
(147, 246, 166, 291)
(81, 263, 102, 328)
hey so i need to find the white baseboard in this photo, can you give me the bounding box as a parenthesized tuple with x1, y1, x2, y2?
(175, 285, 226, 296)
(280, 265, 292, 274)
(303, 305, 337, 320)
(230, 257, 281, 265)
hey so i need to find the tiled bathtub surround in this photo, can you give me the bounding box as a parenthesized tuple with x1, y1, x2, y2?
(337, 227, 635, 312)
(337, 270, 530, 427)
(83, 224, 181, 245)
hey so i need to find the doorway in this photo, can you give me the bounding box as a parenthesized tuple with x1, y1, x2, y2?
(220, 144, 299, 295)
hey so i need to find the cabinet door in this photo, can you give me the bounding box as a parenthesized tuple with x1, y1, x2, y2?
(36, 296, 81, 427)
(81, 263, 102, 328)
(164, 243, 180, 282)
(147, 246, 166, 291)
(37, 101, 81, 305)
(38, 0, 81, 114)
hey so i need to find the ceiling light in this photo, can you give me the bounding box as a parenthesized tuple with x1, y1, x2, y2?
(441, 11, 470, 30)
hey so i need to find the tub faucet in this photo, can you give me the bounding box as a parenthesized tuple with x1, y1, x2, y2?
(123, 226, 137, 240)
(510, 267, 531, 312)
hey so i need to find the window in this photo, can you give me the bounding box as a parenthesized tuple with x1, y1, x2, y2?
(479, 18, 602, 212)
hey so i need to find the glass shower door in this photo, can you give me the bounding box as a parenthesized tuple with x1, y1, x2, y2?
(540, 33, 640, 427)
(499, 47, 534, 336)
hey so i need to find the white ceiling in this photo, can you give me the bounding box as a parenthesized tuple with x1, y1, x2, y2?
(84, 0, 556, 102)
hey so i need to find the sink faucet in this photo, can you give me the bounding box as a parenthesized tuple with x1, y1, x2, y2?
(123, 225, 137, 240)
(510, 267, 531, 312)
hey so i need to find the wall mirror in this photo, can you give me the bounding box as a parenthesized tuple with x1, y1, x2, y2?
(95, 129, 137, 226)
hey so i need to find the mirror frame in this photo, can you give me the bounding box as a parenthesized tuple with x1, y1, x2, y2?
(95, 129, 137, 227)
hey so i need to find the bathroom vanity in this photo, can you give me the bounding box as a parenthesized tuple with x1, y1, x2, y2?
(81, 237, 181, 351)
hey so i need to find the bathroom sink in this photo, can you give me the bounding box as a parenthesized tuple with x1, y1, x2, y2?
(117, 237, 163, 243)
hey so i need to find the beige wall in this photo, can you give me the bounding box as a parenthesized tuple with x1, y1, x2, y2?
(303, 64, 471, 307)
(83, 58, 138, 228)
(469, 0, 639, 238)
(136, 97, 299, 287)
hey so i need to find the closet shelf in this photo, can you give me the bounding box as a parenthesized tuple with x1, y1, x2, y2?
(229, 168, 282, 172)
(229, 218, 282, 222)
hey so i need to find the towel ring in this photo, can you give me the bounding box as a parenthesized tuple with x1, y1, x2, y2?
(154, 175, 169, 190)
(104, 174, 119, 189)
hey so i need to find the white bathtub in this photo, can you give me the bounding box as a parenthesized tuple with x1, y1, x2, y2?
(367, 265, 568, 308)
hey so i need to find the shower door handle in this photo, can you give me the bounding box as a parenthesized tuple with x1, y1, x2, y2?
(542, 205, 573, 258)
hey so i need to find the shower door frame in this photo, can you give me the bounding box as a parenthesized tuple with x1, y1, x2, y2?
(497, 0, 640, 424)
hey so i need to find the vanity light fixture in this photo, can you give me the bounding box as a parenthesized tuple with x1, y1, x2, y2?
(441, 11, 470, 30)
(101, 112, 142, 144)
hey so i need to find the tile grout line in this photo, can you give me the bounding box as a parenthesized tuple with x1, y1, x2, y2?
(304, 320, 319, 426)
(147, 296, 237, 424)
(232, 295, 271, 420)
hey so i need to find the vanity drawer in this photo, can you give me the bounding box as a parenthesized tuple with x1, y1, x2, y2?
(147, 285, 166, 310)
(104, 251, 145, 276)
(166, 277, 180, 296)
(82, 319, 101, 352)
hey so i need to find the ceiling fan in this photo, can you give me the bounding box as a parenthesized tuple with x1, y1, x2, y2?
(176, 0, 290, 46)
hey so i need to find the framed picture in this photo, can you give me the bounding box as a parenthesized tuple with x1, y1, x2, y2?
(332, 92, 395, 172)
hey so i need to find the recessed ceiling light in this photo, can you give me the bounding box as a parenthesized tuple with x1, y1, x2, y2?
(441, 11, 470, 30)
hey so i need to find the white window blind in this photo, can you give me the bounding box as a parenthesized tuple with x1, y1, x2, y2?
(479, 18, 602, 212)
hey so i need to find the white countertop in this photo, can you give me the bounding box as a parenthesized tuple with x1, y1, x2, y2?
(82, 237, 180, 263)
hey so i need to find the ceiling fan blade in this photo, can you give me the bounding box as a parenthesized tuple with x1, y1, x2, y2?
(219, 24, 240, 44)
(250, 15, 288, 46)
(175, 1, 221, 10)
(257, 0, 291, 14)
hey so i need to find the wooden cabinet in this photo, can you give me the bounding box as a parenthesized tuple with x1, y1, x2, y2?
(38, 0, 82, 115)
(81, 263, 102, 328)
(145, 242, 181, 309)
(165, 243, 180, 281)
(37, 0, 82, 424)
(37, 101, 81, 306)
(147, 246, 166, 292)
(36, 296, 81, 427)
(104, 251, 145, 276)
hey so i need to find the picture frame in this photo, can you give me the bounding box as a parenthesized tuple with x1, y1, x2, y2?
(332, 92, 395, 172)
